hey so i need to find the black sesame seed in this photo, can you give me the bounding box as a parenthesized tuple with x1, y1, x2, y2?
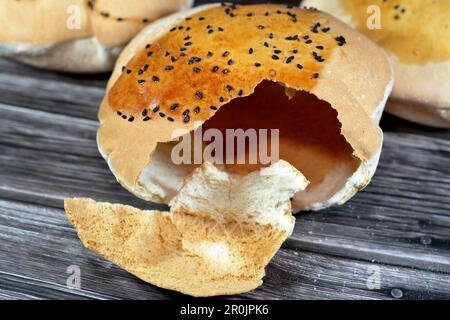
(311, 22, 321, 33)
(258, 25, 265, 30)
(305, 39, 313, 44)
(312, 52, 325, 62)
(117, 111, 122, 116)
(195, 91, 203, 99)
(219, 97, 225, 102)
(159, 112, 166, 118)
(293, 49, 299, 54)
(285, 35, 299, 41)
(128, 116, 135, 122)
(186, 27, 191, 31)
(170, 104, 179, 111)
(165, 66, 174, 71)
(312, 73, 319, 79)
(222, 51, 230, 57)
(183, 109, 190, 116)
(238, 89, 244, 96)
(222, 69, 230, 74)
(210, 106, 218, 110)
(199, 17, 205, 21)
(183, 114, 190, 123)
(321, 27, 330, 33)
(126, 69, 132, 74)
(272, 55, 280, 60)
(227, 59, 234, 65)
(212, 66, 219, 72)
(137, 79, 145, 84)
(153, 106, 160, 112)
(171, 56, 177, 63)
(152, 76, 160, 82)
(274, 49, 282, 54)
(208, 29, 214, 34)
(184, 42, 193, 46)
(142, 18, 149, 23)
(145, 44, 151, 49)
(254, 62, 261, 67)
(207, 51, 213, 58)
(167, 117, 174, 122)
(226, 85, 234, 92)
(184, 36, 191, 41)
(218, 27, 224, 32)
(144, 64, 149, 71)
(188, 56, 202, 64)
(138, 69, 144, 75)
(170, 27, 176, 32)
(142, 109, 148, 117)
(194, 106, 200, 113)
(143, 116, 151, 121)
(297, 64, 303, 69)
(249, 48, 254, 54)
(335, 36, 347, 46)
(264, 42, 270, 48)
(316, 45, 324, 50)
(193, 67, 201, 73)
(247, 12, 253, 17)
(286, 56, 294, 64)
(122, 115, 127, 119)
(147, 51, 153, 57)
(268, 33, 274, 39)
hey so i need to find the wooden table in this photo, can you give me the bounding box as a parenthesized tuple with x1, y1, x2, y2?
(1, 23, 450, 300)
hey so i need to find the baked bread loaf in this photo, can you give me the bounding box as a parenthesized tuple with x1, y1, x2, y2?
(0, 0, 193, 73)
(98, 3, 393, 212)
(302, 0, 450, 128)
(65, 161, 308, 297)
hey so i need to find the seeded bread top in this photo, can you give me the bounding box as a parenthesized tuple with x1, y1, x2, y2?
(98, 3, 392, 195)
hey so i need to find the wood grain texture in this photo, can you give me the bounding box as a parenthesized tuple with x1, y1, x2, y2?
(0, 0, 449, 300)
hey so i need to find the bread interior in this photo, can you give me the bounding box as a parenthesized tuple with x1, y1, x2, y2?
(139, 81, 360, 209)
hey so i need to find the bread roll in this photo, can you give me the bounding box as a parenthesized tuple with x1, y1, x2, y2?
(302, 0, 450, 128)
(0, 0, 193, 72)
(65, 161, 308, 297)
(98, 3, 393, 212)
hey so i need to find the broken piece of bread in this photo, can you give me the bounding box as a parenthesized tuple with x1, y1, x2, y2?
(64, 161, 308, 297)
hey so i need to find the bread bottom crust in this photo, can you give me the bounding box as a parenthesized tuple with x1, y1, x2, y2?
(1, 38, 122, 73)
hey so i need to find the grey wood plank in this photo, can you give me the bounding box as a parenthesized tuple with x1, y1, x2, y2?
(1, 199, 449, 300)
(0, 69, 104, 120)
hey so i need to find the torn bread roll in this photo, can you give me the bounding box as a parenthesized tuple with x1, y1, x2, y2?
(302, 0, 450, 128)
(98, 3, 393, 212)
(0, 0, 193, 73)
(65, 161, 308, 297)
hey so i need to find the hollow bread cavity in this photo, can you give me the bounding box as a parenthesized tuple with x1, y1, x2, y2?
(137, 81, 361, 210)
